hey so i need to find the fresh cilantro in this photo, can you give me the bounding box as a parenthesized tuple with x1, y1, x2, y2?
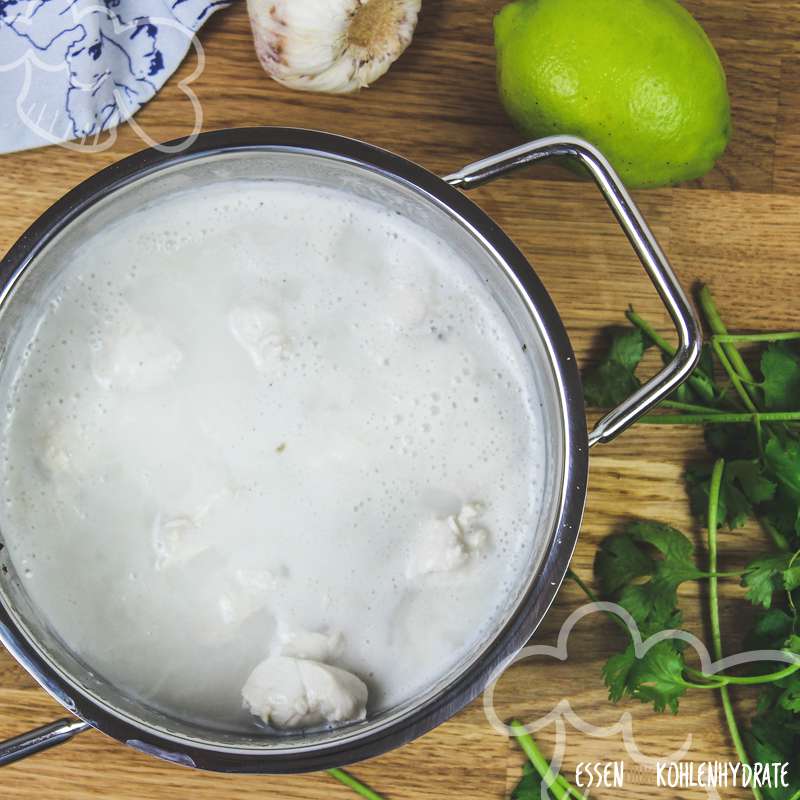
(578, 290, 800, 800)
(731, 460, 781, 503)
(509, 720, 586, 800)
(602, 639, 687, 713)
(762, 343, 800, 412)
(593, 522, 708, 712)
(763, 432, 800, 540)
(686, 463, 750, 529)
(582, 327, 645, 407)
(744, 608, 796, 652)
(746, 702, 800, 800)
(765, 433, 800, 505)
(593, 531, 654, 594)
(777, 671, 800, 714)
(686, 460, 777, 530)
(705, 422, 760, 461)
(595, 521, 705, 635)
(742, 552, 800, 608)
(511, 762, 544, 800)
(738, 607, 800, 796)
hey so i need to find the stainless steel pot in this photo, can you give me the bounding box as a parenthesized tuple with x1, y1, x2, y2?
(0, 128, 700, 772)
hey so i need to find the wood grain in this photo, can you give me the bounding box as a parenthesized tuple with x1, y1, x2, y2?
(0, 1, 799, 798)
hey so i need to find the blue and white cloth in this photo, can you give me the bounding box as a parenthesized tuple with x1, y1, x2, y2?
(0, 1, 231, 153)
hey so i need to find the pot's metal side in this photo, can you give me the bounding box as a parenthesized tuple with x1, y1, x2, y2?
(0, 128, 589, 772)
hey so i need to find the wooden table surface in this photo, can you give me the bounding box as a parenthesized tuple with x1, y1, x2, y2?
(1, 1, 799, 798)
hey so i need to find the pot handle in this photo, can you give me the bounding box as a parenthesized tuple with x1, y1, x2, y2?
(0, 718, 90, 766)
(444, 135, 702, 446)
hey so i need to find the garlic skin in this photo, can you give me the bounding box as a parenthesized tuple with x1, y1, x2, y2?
(247, 0, 422, 94)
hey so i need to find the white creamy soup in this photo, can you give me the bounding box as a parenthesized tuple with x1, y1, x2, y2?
(0, 179, 547, 731)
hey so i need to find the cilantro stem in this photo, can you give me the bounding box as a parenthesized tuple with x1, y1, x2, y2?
(721, 663, 800, 685)
(714, 332, 800, 343)
(683, 665, 726, 685)
(625, 307, 675, 353)
(679, 676, 726, 689)
(567, 568, 598, 603)
(639, 410, 800, 425)
(510, 719, 587, 800)
(711, 339, 760, 414)
(626, 307, 717, 402)
(787, 550, 800, 617)
(699, 286, 762, 410)
(660, 399, 726, 414)
(686, 662, 800, 686)
(707, 459, 764, 800)
(754, 413, 765, 458)
(327, 768, 387, 800)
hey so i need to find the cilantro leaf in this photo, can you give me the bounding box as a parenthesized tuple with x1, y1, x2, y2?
(745, 608, 796, 652)
(509, 736, 580, 800)
(729, 460, 780, 504)
(742, 555, 783, 608)
(583, 327, 645, 407)
(603, 640, 686, 713)
(594, 533, 654, 594)
(511, 762, 545, 800)
(747, 700, 800, 800)
(762, 343, 800, 411)
(742, 552, 800, 608)
(686, 463, 750, 529)
(595, 521, 704, 713)
(763, 432, 800, 540)
(617, 583, 684, 633)
(686, 459, 776, 530)
(777, 671, 800, 714)
(764, 433, 800, 505)
(607, 326, 646, 370)
(626, 520, 695, 564)
(763, 501, 800, 549)
(595, 521, 704, 635)
(595, 522, 701, 714)
(705, 423, 759, 462)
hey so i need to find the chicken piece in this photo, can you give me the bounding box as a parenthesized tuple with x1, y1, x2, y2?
(242, 655, 367, 729)
(152, 513, 208, 571)
(406, 502, 488, 578)
(152, 489, 231, 571)
(228, 305, 286, 374)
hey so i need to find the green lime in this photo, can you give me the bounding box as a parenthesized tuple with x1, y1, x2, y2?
(494, 0, 731, 188)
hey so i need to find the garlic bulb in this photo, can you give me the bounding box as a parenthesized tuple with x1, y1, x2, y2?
(247, 0, 422, 94)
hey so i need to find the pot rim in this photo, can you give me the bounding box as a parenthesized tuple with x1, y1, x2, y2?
(0, 127, 588, 773)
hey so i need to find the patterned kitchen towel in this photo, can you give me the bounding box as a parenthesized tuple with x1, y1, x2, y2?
(0, 0, 232, 154)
